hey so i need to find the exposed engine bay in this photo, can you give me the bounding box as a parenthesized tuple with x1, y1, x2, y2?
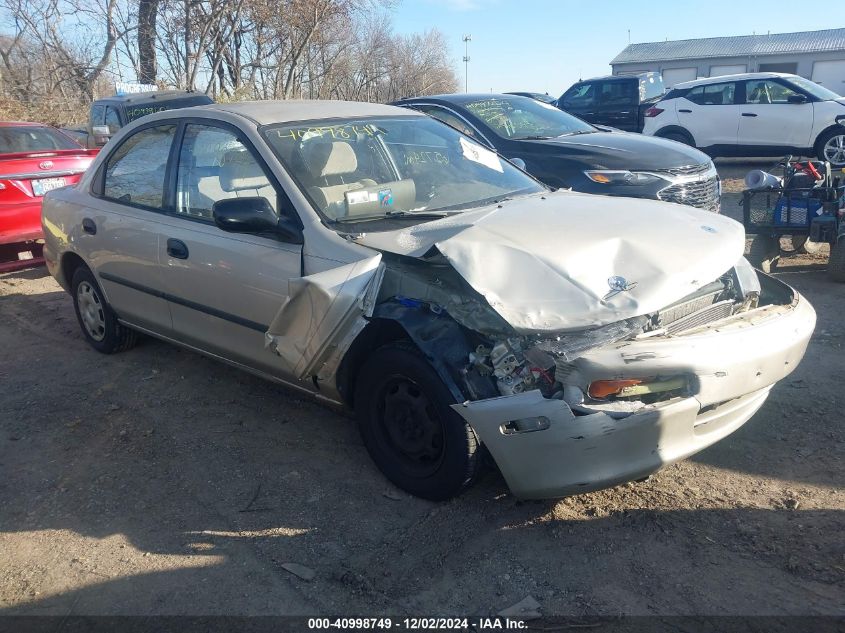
(373, 253, 788, 421)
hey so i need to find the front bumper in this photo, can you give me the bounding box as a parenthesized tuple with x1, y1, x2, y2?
(452, 290, 815, 499)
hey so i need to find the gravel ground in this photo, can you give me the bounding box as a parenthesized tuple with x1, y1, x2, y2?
(1, 165, 843, 617)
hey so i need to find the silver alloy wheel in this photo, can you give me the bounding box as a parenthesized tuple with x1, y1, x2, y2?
(77, 281, 106, 341)
(823, 133, 845, 165)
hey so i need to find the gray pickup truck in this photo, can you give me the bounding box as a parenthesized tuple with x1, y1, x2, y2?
(63, 90, 213, 149)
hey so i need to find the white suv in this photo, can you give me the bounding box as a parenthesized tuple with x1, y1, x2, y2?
(642, 72, 845, 166)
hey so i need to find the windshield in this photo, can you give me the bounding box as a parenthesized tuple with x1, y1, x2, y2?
(464, 96, 595, 139)
(787, 76, 841, 100)
(0, 126, 81, 154)
(263, 116, 545, 225)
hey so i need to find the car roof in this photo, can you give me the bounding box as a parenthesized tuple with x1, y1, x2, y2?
(673, 72, 797, 89)
(159, 100, 419, 125)
(395, 93, 535, 106)
(94, 90, 210, 105)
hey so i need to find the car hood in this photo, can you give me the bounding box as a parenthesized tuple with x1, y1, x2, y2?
(356, 190, 744, 333)
(526, 131, 710, 170)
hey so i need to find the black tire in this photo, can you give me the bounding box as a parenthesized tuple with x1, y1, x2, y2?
(71, 266, 138, 354)
(829, 240, 845, 283)
(354, 342, 481, 501)
(791, 235, 824, 255)
(815, 128, 845, 168)
(659, 130, 694, 147)
(744, 234, 779, 273)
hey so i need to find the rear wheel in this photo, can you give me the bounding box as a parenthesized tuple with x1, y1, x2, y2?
(829, 240, 845, 282)
(659, 130, 694, 147)
(817, 128, 845, 167)
(354, 342, 481, 500)
(71, 266, 138, 353)
(745, 234, 779, 273)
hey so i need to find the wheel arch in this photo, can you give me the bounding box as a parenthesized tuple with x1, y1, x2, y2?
(813, 124, 845, 153)
(336, 303, 497, 410)
(654, 125, 696, 146)
(60, 251, 89, 291)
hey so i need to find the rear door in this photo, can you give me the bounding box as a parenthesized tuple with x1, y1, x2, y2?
(88, 123, 176, 333)
(676, 80, 740, 147)
(156, 121, 303, 376)
(594, 80, 638, 130)
(737, 78, 814, 148)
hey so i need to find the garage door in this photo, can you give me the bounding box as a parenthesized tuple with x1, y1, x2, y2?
(710, 64, 746, 77)
(812, 60, 845, 95)
(662, 68, 697, 88)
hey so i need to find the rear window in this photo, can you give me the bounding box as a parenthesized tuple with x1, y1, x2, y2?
(641, 74, 665, 100)
(0, 126, 81, 154)
(124, 95, 214, 123)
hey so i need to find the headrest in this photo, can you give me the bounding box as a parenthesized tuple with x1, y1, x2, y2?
(303, 141, 358, 178)
(220, 149, 268, 192)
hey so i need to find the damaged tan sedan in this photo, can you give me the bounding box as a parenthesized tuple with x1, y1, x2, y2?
(42, 101, 816, 500)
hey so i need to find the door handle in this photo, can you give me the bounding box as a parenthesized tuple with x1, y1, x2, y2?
(82, 218, 96, 235)
(678, 109, 692, 113)
(166, 238, 189, 260)
(741, 112, 758, 117)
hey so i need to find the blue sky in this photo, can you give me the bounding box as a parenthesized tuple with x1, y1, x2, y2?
(391, 0, 839, 97)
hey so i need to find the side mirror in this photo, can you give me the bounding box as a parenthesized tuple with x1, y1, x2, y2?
(212, 197, 304, 244)
(787, 94, 808, 104)
(92, 125, 111, 136)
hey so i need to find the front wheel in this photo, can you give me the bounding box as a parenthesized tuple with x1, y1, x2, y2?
(71, 266, 138, 353)
(791, 235, 825, 255)
(816, 128, 845, 167)
(745, 234, 779, 273)
(354, 342, 481, 500)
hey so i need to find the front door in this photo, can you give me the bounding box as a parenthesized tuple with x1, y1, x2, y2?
(737, 79, 815, 148)
(157, 122, 303, 377)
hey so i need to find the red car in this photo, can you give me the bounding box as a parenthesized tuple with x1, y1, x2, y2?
(0, 122, 98, 272)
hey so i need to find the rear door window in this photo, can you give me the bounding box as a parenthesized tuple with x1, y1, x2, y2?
(597, 81, 636, 106)
(102, 124, 176, 210)
(685, 83, 736, 105)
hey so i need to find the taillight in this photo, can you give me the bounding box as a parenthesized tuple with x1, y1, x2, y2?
(644, 107, 664, 118)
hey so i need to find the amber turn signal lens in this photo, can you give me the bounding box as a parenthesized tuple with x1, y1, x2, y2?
(588, 379, 642, 399)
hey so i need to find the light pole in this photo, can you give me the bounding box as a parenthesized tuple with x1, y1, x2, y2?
(462, 34, 471, 92)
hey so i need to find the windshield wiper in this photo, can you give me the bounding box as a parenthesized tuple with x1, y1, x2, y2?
(515, 135, 553, 140)
(561, 130, 596, 137)
(331, 210, 454, 224)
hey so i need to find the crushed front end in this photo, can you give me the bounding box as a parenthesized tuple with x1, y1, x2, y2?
(447, 260, 815, 498)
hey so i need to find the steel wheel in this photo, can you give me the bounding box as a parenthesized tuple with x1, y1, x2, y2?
(822, 132, 845, 166)
(378, 376, 445, 478)
(76, 280, 106, 341)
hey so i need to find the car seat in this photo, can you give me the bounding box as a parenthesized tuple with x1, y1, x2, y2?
(302, 141, 377, 219)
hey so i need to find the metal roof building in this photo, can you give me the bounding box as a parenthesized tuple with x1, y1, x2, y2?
(611, 28, 845, 92)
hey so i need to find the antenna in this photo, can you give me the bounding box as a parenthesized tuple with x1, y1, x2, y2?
(462, 35, 472, 93)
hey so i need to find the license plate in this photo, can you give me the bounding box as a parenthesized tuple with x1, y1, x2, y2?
(32, 177, 66, 196)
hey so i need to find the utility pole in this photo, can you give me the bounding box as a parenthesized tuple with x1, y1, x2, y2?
(462, 34, 471, 93)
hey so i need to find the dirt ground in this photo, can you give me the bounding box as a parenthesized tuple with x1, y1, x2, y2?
(1, 163, 843, 618)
